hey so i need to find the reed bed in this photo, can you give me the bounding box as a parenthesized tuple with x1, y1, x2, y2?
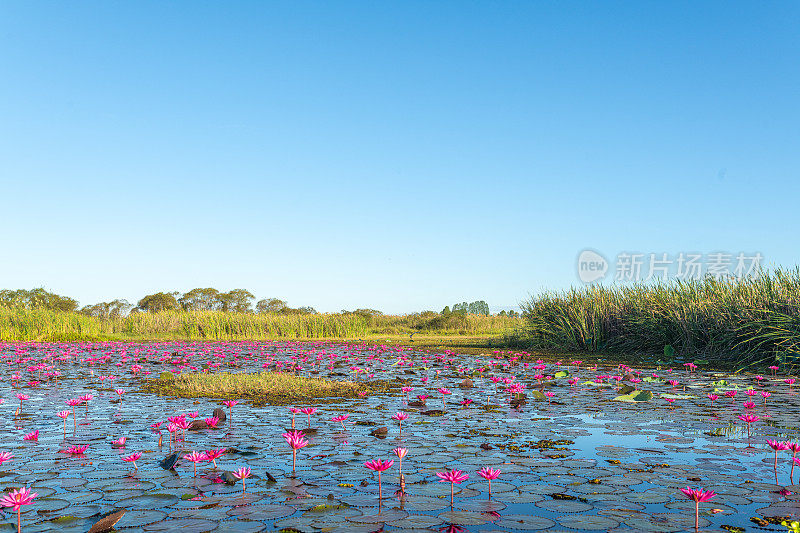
(0, 308, 521, 342)
(519, 268, 800, 368)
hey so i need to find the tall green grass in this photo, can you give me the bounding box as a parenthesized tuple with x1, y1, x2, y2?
(519, 268, 800, 368)
(0, 308, 521, 342)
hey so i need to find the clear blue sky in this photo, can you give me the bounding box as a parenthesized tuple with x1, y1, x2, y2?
(1, 2, 798, 313)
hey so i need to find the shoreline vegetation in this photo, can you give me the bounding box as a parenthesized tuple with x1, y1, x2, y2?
(0, 307, 521, 342)
(517, 268, 800, 371)
(1, 269, 798, 370)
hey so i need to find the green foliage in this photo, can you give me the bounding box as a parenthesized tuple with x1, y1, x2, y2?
(179, 288, 222, 311)
(0, 288, 78, 312)
(613, 390, 653, 402)
(256, 298, 287, 314)
(0, 307, 521, 341)
(218, 289, 255, 313)
(80, 299, 131, 319)
(452, 300, 490, 316)
(137, 292, 180, 313)
(520, 268, 800, 367)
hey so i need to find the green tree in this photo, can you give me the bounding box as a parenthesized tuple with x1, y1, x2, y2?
(441, 305, 451, 314)
(0, 288, 78, 311)
(467, 300, 490, 316)
(80, 299, 132, 319)
(137, 292, 180, 313)
(219, 289, 255, 313)
(256, 298, 288, 314)
(179, 288, 221, 311)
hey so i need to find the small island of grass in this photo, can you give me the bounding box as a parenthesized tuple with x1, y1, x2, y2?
(144, 371, 389, 405)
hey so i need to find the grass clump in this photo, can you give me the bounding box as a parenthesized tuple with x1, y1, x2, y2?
(143, 371, 388, 405)
(518, 268, 800, 369)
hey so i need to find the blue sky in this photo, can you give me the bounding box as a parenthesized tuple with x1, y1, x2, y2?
(1, 2, 798, 313)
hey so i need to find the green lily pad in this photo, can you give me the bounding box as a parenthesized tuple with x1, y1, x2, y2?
(613, 390, 653, 402)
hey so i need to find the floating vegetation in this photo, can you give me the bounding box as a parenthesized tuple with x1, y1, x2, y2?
(0, 340, 797, 531)
(143, 371, 389, 405)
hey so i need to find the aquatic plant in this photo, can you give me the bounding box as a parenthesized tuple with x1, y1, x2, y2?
(66, 398, 81, 432)
(0, 487, 37, 533)
(299, 407, 316, 427)
(233, 467, 251, 493)
(222, 399, 238, 425)
(183, 451, 204, 478)
(122, 452, 142, 471)
(145, 371, 379, 405)
(364, 458, 393, 502)
(769, 440, 788, 482)
(738, 413, 759, 438)
(391, 411, 409, 436)
(331, 414, 349, 430)
(679, 486, 716, 530)
(61, 444, 88, 456)
(477, 467, 501, 498)
(393, 447, 408, 477)
(520, 269, 800, 368)
(0, 307, 520, 342)
(786, 442, 800, 484)
(437, 469, 469, 507)
(202, 448, 226, 468)
(282, 429, 309, 474)
(57, 410, 69, 437)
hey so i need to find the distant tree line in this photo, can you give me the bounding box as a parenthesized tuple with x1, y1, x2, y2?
(0, 288, 518, 318)
(0, 288, 78, 312)
(0, 287, 316, 317)
(135, 289, 317, 315)
(440, 301, 519, 317)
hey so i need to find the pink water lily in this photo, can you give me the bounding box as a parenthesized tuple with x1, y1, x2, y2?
(331, 414, 349, 430)
(122, 452, 142, 471)
(202, 448, 226, 468)
(61, 444, 88, 456)
(183, 451, 204, 478)
(283, 430, 309, 474)
(391, 411, 409, 436)
(436, 469, 469, 506)
(233, 467, 251, 493)
(0, 487, 37, 533)
(364, 458, 394, 501)
(477, 467, 501, 498)
(679, 487, 716, 529)
(299, 407, 317, 427)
